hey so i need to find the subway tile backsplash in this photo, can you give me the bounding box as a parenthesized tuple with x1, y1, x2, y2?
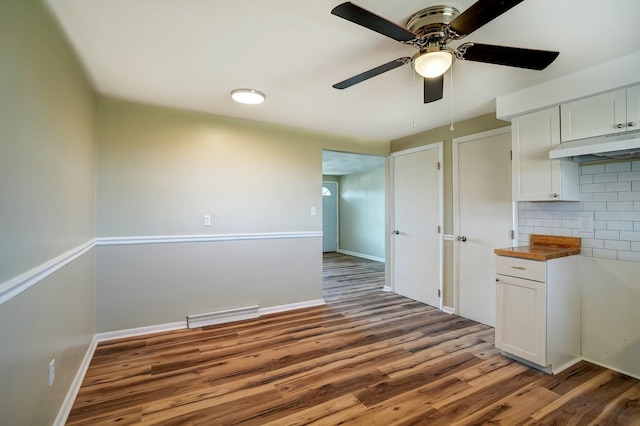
(518, 160, 640, 262)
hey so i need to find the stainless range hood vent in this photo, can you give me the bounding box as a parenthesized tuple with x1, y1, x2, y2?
(549, 130, 640, 163)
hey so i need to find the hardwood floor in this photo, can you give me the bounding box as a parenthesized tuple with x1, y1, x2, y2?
(67, 253, 640, 425)
(322, 252, 385, 302)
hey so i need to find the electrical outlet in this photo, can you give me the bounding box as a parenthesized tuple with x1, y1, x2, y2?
(48, 359, 55, 387)
(579, 216, 593, 233)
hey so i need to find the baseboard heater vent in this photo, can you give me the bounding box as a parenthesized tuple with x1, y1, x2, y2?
(187, 305, 260, 329)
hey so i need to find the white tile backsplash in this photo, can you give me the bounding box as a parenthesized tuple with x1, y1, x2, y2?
(619, 191, 640, 201)
(593, 173, 618, 183)
(605, 162, 631, 173)
(582, 183, 606, 192)
(581, 164, 605, 174)
(606, 181, 631, 192)
(619, 171, 640, 181)
(517, 160, 640, 262)
(607, 201, 634, 211)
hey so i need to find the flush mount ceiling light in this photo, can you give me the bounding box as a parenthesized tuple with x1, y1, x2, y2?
(231, 89, 265, 105)
(413, 46, 453, 78)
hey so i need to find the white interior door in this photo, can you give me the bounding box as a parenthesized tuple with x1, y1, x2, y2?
(392, 144, 443, 308)
(322, 181, 338, 252)
(454, 128, 514, 327)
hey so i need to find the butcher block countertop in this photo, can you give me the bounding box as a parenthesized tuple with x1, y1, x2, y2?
(494, 235, 581, 261)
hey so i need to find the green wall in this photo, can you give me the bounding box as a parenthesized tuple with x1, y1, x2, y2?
(338, 168, 385, 260)
(96, 99, 389, 332)
(0, 0, 97, 424)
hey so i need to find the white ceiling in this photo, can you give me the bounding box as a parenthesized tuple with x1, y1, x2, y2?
(47, 0, 640, 142)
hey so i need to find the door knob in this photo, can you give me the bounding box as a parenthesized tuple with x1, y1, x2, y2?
(457, 235, 467, 242)
(393, 230, 400, 235)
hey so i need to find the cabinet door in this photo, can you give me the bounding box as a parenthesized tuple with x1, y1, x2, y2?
(627, 85, 640, 131)
(512, 107, 575, 201)
(560, 89, 627, 141)
(496, 274, 546, 367)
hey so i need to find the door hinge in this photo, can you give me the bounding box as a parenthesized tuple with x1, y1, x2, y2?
(438, 289, 441, 298)
(437, 225, 441, 233)
(437, 161, 441, 170)
(510, 230, 515, 240)
(510, 150, 512, 160)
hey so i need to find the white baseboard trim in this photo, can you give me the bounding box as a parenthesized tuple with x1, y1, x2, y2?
(53, 335, 99, 426)
(0, 239, 95, 306)
(582, 356, 640, 380)
(442, 306, 455, 315)
(188, 305, 260, 328)
(97, 231, 322, 246)
(96, 321, 187, 342)
(552, 357, 583, 375)
(259, 299, 326, 316)
(337, 249, 384, 263)
(96, 299, 327, 341)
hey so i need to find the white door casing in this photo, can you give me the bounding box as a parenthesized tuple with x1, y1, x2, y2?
(322, 181, 338, 252)
(391, 143, 443, 308)
(453, 128, 514, 327)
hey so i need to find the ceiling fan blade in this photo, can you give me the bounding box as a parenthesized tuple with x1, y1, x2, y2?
(424, 75, 444, 103)
(331, 2, 416, 42)
(457, 43, 559, 70)
(333, 57, 410, 90)
(449, 0, 525, 37)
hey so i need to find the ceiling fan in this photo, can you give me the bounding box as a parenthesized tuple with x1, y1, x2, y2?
(331, 0, 559, 103)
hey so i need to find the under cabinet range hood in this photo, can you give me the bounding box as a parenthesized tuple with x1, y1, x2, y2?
(549, 131, 640, 163)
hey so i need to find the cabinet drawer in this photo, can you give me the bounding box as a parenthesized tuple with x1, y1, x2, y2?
(496, 256, 546, 282)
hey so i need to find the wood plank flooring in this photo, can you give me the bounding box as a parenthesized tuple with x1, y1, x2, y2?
(67, 253, 640, 425)
(322, 252, 385, 302)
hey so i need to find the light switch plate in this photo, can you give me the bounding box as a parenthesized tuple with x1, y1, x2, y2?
(310, 206, 317, 216)
(203, 215, 211, 226)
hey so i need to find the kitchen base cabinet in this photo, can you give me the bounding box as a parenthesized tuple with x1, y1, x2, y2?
(495, 254, 580, 374)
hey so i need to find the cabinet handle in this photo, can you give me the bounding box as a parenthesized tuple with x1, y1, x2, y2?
(629, 122, 637, 127)
(551, 193, 559, 198)
(616, 123, 626, 129)
(511, 266, 526, 270)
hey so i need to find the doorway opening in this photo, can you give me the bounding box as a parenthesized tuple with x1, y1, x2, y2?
(321, 150, 386, 298)
(322, 181, 338, 252)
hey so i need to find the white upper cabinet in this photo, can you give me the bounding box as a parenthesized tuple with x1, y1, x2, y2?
(512, 107, 579, 201)
(561, 85, 640, 142)
(627, 85, 640, 131)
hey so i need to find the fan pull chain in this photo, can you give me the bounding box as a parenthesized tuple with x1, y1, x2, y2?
(449, 65, 455, 132)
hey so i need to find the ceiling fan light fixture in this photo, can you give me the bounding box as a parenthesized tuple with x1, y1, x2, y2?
(413, 49, 453, 78)
(231, 88, 265, 104)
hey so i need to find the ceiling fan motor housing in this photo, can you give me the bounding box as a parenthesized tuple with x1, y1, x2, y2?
(406, 5, 460, 46)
